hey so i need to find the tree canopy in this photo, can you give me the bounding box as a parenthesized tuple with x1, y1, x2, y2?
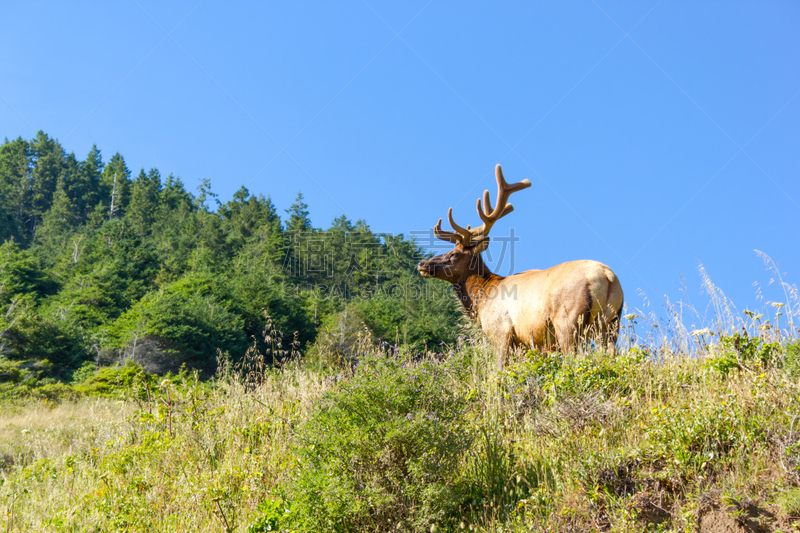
(0, 132, 463, 379)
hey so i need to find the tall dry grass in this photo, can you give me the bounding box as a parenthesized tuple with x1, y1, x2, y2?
(0, 256, 798, 532)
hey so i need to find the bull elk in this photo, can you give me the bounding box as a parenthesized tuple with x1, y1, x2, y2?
(417, 165, 624, 366)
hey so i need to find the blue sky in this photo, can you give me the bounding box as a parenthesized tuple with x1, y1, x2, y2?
(1, 1, 798, 329)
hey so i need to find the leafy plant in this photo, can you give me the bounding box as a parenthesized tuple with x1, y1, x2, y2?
(459, 426, 554, 522)
(704, 330, 781, 376)
(109, 274, 247, 374)
(283, 352, 472, 532)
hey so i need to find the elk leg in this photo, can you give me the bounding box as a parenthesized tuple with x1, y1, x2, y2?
(492, 329, 513, 370)
(601, 311, 621, 355)
(556, 327, 575, 354)
(556, 309, 588, 354)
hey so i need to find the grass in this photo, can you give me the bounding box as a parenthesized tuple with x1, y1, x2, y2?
(1, 264, 799, 531)
(1, 337, 799, 532)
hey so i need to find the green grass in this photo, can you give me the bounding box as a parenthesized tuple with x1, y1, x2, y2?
(1, 334, 800, 531)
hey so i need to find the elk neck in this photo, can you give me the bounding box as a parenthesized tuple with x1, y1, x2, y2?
(452, 253, 504, 321)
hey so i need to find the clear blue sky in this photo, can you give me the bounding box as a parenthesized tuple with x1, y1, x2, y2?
(1, 1, 798, 329)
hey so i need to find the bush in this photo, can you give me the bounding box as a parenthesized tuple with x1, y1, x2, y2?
(109, 274, 246, 374)
(782, 339, 800, 377)
(704, 330, 781, 376)
(0, 298, 91, 378)
(504, 349, 646, 404)
(351, 274, 462, 352)
(72, 361, 156, 398)
(281, 352, 472, 532)
(639, 396, 766, 470)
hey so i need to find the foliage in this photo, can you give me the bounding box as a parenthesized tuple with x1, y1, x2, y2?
(704, 329, 782, 376)
(71, 361, 157, 398)
(0, 240, 57, 304)
(1, 333, 800, 531)
(109, 274, 247, 374)
(283, 352, 472, 532)
(504, 348, 647, 403)
(638, 394, 767, 470)
(0, 132, 462, 381)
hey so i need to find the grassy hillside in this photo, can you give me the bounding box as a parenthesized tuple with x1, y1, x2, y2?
(2, 133, 799, 530)
(1, 318, 799, 532)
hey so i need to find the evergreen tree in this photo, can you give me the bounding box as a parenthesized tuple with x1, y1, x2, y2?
(283, 193, 314, 285)
(126, 168, 161, 231)
(71, 145, 103, 222)
(28, 131, 65, 238)
(0, 137, 31, 243)
(327, 214, 357, 291)
(35, 175, 78, 259)
(160, 174, 193, 213)
(255, 195, 284, 266)
(285, 192, 312, 233)
(195, 178, 219, 211)
(100, 152, 131, 220)
(220, 186, 283, 256)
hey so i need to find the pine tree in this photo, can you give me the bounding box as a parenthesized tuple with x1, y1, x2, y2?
(71, 145, 103, 222)
(35, 175, 78, 259)
(0, 137, 31, 243)
(28, 131, 65, 237)
(285, 192, 311, 233)
(283, 192, 314, 282)
(126, 168, 161, 231)
(100, 153, 131, 220)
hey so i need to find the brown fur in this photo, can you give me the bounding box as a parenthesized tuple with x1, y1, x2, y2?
(418, 243, 624, 368)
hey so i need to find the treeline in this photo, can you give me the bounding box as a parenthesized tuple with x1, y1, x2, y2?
(0, 131, 461, 381)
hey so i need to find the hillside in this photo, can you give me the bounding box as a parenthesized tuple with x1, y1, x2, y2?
(0, 132, 462, 388)
(2, 132, 800, 531)
(1, 329, 799, 531)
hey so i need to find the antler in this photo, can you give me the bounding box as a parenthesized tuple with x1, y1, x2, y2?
(433, 208, 471, 244)
(434, 165, 531, 247)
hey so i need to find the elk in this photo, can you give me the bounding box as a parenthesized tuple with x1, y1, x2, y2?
(417, 165, 624, 367)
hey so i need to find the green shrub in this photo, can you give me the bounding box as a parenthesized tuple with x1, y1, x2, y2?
(248, 497, 294, 533)
(0, 298, 91, 378)
(282, 353, 472, 532)
(0, 358, 23, 383)
(639, 396, 766, 469)
(505, 349, 646, 404)
(783, 339, 800, 377)
(72, 361, 156, 398)
(109, 274, 247, 373)
(351, 274, 462, 352)
(0, 358, 77, 401)
(704, 331, 780, 376)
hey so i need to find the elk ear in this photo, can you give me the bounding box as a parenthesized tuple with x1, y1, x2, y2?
(472, 237, 490, 253)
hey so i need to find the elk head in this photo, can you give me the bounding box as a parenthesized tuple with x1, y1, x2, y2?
(417, 165, 531, 283)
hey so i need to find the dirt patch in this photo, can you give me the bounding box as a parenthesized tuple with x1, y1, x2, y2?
(631, 490, 673, 529)
(697, 503, 781, 533)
